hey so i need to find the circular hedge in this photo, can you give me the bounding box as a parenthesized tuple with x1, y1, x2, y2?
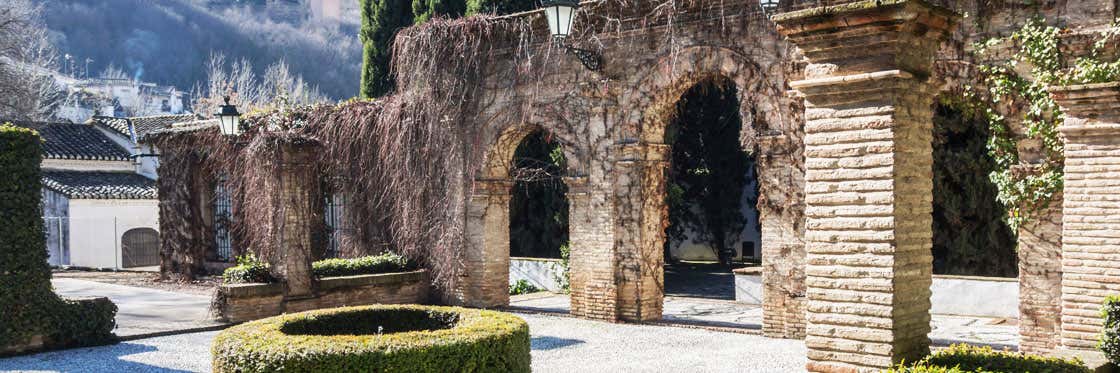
(212, 305, 530, 372)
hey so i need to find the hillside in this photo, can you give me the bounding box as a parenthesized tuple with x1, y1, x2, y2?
(36, 0, 362, 100)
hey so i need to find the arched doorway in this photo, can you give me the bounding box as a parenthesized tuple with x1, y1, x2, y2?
(121, 227, 160, 268)
(460, 124, 573, 309)
(662, 77, 762, 300)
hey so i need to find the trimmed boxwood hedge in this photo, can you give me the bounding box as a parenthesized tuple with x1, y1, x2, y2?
(884, 344, 1089, 373)
(212, 304, 530, 372)
(311, 252, 415, 278)
(0, 123, 117, 355)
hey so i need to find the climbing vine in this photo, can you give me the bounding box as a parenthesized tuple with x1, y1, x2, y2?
(970, 18, 1120, 228)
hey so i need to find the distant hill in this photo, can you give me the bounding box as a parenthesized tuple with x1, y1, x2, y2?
(36, 0, 362, 100)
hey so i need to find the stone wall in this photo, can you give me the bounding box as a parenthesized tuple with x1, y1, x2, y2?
(215, 270, 429, 323)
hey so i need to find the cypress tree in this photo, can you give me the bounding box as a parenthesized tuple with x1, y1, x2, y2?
(359, 0, 415, 98)
(413, 0, 467, 23)
(465, 0, 537, 15)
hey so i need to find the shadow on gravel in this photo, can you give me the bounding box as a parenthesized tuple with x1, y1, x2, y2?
(531, 336, 585, 351)
(0, 342, 193, 373)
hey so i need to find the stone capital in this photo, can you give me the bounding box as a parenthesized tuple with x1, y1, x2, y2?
(773, 0, 957, 79)
(609, 142, 671, 163)
(472, 178, 514, 197)
(1051, 82, 1120, 137)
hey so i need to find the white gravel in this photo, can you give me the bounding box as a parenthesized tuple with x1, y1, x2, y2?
(0, 313, 807, 373)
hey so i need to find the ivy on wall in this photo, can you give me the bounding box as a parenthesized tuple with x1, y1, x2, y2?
(970, 18, 1120, 228)
(0, 123, 117, 355)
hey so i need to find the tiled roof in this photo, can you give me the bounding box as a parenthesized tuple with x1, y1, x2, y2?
(144, 119, 220, 140)
(92, 114, 199, 140)
(34, 122, 132, 161)
(42, 171, 157, 199)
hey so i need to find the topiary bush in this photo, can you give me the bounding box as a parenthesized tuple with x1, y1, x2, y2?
(509, 279, 541, 295)
(212, 304, 530, 372)
(311, 252, 415, 278)
(0, 123, 117, 355)
(883, 344, 1089, 373)
(221, 254, 274, 284)
(1101, 295, 1120, 365)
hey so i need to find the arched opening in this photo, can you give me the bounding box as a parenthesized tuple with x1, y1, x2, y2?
(508, 130, 570, 298)
(460, 124, 572, 310)
(927, 97, 1021, 347)
(121, 227, 160, 268)
(662, 77, 761, 301)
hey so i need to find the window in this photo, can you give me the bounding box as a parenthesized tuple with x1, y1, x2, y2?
(214, 177, 234, 261)
(323, 192, 346, 259)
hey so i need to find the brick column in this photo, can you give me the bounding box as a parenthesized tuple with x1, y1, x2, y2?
(274, 144, 315, 297)
(774, 1, 956, 371)
(1050, 82, 1120, 352)
(566, 175, 621, 320)
(1017, 186, 1063, 354)
(610, 142, 669, 322)
(459, 179, 513, 308)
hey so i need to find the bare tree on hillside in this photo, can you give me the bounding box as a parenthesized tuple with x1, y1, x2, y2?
(192, 52, 327, 117)
(0, 0, 65, 121)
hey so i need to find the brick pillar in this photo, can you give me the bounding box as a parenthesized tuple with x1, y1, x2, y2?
(459, 179, 513, 308)
(1050, 82, 1120, 352)
(610, 142, 669, 322)
(275, 144, 315, 297)
(774, 2, 956, 371)
(1017, 189, 1064, 354)
(567, 175, 621, 320)
(758, 133, 808, 339)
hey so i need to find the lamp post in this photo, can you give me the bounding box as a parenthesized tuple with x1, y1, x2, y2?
(540, 0, 602, 71)
(215, 96, 242, 136)
(759, 0, 779, 16)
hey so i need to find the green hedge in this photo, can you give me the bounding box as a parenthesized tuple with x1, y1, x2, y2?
(222, 254, 274, 284)
(0, 123, 117, 355)
(1102, 295, 1120, 364)
(311, 252, 415, 278)
(884, 344, 1089, 373)
(212, 305, 530, 372)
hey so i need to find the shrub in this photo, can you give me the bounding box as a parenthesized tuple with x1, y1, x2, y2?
(212, 305, 530, 372)
(311, 252, 414, 278)
(0, 123, 117, 355)
(1101, 295, 1120, 364)
(509, 279, 541, 295)
(222, 254, 274, 284)
(884, 344, 1089, 373)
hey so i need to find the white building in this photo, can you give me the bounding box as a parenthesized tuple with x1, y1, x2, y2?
(24, 114, 195, 269)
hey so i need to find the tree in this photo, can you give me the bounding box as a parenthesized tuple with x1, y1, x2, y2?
(0, 0, 64, 121)
(931, 99, 1017, 277)
(466, 0, 537, 15)
(413, 0, 466, 23)
(664, 79, 753, 266)
(360, 0, 415, 98)
(191, 52, 327, 117)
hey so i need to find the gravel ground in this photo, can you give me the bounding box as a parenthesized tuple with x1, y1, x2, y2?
(52, 270, 218, 297)
(0, 313, 807, 373)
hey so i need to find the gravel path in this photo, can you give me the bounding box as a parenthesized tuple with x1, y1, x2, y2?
(0, 313, 807, 373)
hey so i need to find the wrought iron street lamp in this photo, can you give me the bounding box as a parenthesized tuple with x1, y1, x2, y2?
(540, 0, 601, 71)
(759, 0, 780, 16)
(215, 96, 242, 136)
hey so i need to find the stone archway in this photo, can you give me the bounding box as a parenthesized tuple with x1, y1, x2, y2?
(460, 123, 577, 308)
(619, 46, 807, 336)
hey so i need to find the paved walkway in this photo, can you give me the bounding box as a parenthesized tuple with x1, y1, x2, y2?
(0, 313, 808, 373)
(52, 279, 224, 338)
(510, 293, 1019, 349)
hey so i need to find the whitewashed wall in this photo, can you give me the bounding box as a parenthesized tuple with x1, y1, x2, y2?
(735, 271, 1019, 318)
(66, 199, 159, 269)
(509, 257, 565, 292)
